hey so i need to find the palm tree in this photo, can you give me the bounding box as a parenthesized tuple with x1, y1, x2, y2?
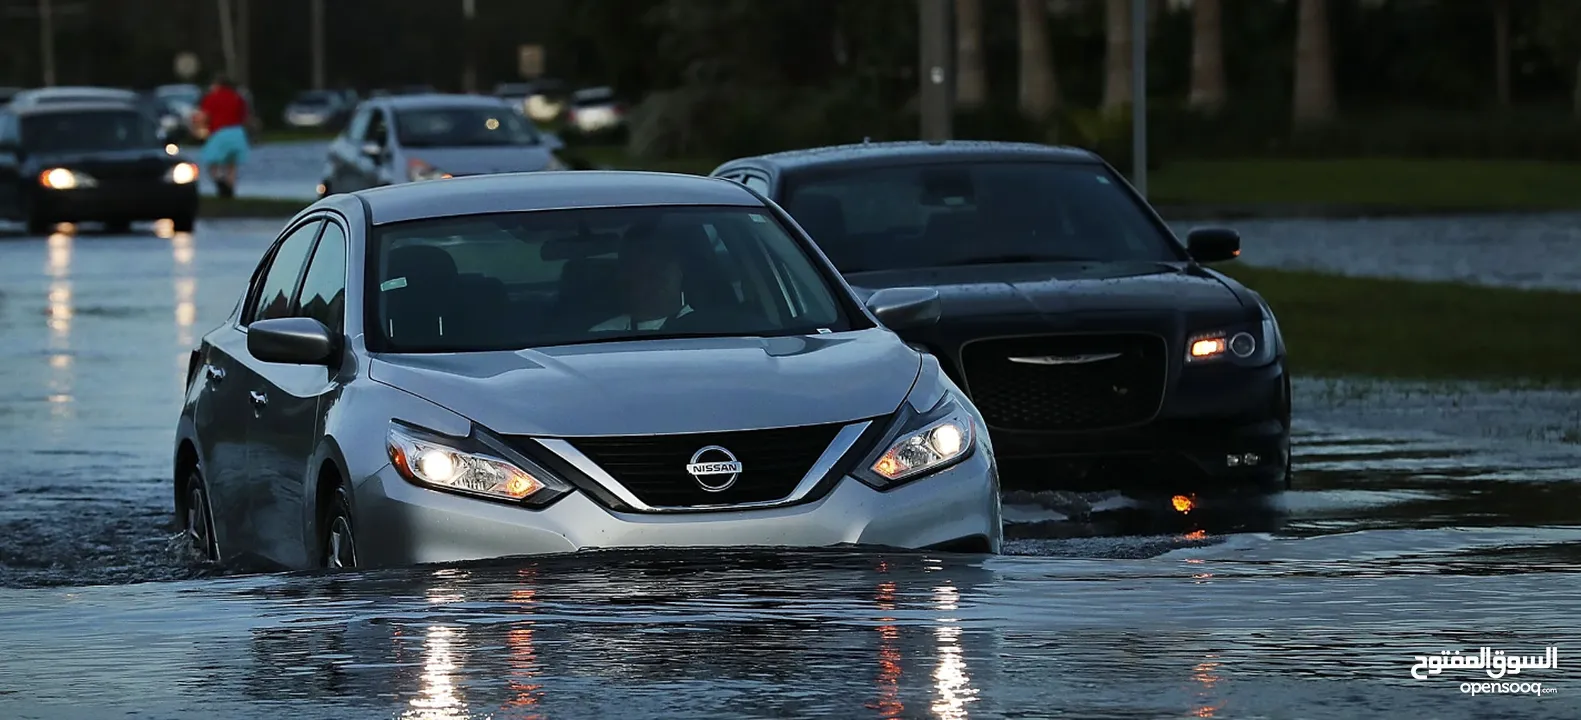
(1017, 0, 1059, 120)
(1292, 0, 1336, 128)
(956, 0, 987, 110)
(1188, 0, 1226, 114)
(1101, 0, 1132, 113)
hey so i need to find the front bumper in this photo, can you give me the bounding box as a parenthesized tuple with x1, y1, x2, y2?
(990, 361, 1290, 497)
(31, 184, 198, 222)
(352, 443, 1002, 568)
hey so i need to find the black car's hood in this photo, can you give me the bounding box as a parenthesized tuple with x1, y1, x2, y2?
(28, 148, 174, 165)
(25, 148, 180, 176)
(844, 261, 1245, 317)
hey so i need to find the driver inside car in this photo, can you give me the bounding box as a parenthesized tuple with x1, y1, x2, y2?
(590, 226, 695, 332)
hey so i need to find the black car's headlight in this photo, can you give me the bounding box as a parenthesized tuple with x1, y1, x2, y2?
(854, 394, 976, 489)
(165, 162, 199, 184)
(387, 421, 571, 506)
(1186, 315, 1280, 367)
(38, 168, 97, 190)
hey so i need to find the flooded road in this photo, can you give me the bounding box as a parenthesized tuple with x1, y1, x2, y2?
(1, 221, 1579, 717)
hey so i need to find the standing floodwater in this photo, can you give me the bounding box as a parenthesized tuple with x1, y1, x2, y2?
(1, 221, 1579, 717)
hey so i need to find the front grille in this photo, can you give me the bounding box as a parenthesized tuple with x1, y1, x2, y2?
(960, 334, 1167, 432)
(566, 423, 845, 508)
(82, 161, 168, 182)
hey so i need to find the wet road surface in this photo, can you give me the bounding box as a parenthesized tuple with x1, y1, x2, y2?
(1, 221, 1579, 717)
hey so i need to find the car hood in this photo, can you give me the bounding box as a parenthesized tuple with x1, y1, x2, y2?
(26, 148, 178, 174)
(368, 332, 919, 436)
(843, 261, 1245, 317)
(400, 145, 557, 175)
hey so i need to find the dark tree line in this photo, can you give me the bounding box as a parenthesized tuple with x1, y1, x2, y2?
(3, 0, 1579, 161)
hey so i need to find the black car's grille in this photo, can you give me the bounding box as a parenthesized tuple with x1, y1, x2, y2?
(81, 161, 168, 182)
(566, 423, 845, 508)
(960, 334, 1167, 432)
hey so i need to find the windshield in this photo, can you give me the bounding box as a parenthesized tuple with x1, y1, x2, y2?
(781, 161, 1185, 272)
(293, 91, 338, 105)
(394, 106, 541, 147)
(21, 110, 159, 153)
(367, 205, 856, 353)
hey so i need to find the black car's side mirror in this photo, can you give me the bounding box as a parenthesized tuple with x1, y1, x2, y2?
(1186, 227, 1241, 264)
(248, 317, 339, 365)
(865, 287, 942, 331)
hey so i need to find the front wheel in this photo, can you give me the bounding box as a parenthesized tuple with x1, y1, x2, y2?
(320, 486, 358, 569)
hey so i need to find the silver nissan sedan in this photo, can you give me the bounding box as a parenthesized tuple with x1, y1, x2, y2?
(172, 171, 1003, 570)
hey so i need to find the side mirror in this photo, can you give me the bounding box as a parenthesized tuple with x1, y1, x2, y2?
(865, 287, 942, 331)
(247, 317, 338, 365)
(360, 141, 384, 159)
(0, 141, 18, 156)
(1186, 227, 1241, 264)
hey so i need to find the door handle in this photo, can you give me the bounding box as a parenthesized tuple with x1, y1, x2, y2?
(205, 365, 226, 383)
(249, 390, 269, 409)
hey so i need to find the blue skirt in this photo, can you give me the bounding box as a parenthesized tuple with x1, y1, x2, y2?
(200, 126, 251, 166)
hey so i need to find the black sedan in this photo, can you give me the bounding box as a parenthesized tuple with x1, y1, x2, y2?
(0, 101, 199, 235)
(710, 141, 1291, 503)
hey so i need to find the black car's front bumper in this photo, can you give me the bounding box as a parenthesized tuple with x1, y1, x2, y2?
(30, 183, 199, 223)
(988, 360, 1290, 498)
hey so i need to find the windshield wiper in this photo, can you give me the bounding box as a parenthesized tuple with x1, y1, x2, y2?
(947, 253, 1088, 266)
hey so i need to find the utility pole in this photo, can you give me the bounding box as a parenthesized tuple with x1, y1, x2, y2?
(217, 0, 237, 82)
(236, 0, 250, 88)
(917, 0, 953, 141)
(1130, 0, 1147, 196)
(311, 0, 326, 89)
(39, 0, 55, 86)
(462, 0, 477, 93)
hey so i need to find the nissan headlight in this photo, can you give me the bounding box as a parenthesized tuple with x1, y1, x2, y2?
(855, 394, 976, 488)
(39, 168, 97, 190)
(407, 158, 451, 182)
(166, 162, 199, 184)
(1186, 315, 1280, 366)
(387, 422, 571, 506)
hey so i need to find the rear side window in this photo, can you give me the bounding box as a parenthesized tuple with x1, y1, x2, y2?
(249, 220, 323, 325)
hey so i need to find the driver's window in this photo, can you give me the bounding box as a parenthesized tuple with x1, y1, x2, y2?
(363, 110, 388, 145)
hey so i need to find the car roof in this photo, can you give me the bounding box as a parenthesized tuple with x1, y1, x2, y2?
(352, 170, 766, 225)
(11, 100, 144, 117)
(16, 86, 137, 99)
(376, 93, 516, 111)
(728, 140, 1102, 173)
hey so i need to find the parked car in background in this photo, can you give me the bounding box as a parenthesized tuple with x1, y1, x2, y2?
(319, 94, 565, 195)
(710, 141, 1292, 506)
(173, 170, 999, 570)
(282, 90, 351, 131)
(494, 79, 567, 122)
(9, 86, 142, 109)
(564, 86, 626, 136)
(0, 101, 200, 234)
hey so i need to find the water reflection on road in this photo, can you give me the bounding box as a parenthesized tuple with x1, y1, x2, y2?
(1, 220, 1579, 718)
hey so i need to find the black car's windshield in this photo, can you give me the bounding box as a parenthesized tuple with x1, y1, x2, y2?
(781, 161, 1185, 272)
(367, 205, 858, 353)
(21, 110, 159, 153)
(394, 106, 540, 147)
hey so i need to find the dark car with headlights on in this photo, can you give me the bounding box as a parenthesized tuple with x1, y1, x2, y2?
(319, 94, 565, 196)
(0, 102, 200, 235)
(710, 141, 1290, 503)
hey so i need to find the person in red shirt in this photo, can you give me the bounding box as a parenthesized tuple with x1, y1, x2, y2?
(194, 75, 251, 198)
